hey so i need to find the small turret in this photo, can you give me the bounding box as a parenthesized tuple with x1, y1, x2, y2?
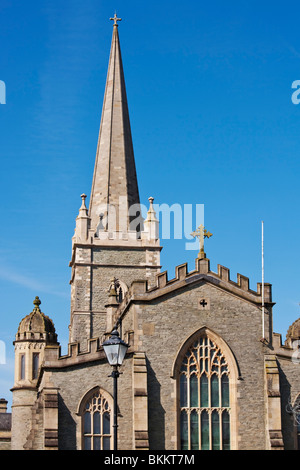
(105, 280, 119, 334)
(15, 296, 58, 345)
(142, 197, 159, 241)
(11, 297, 59, 449)
(285, 318, 300, 348)
(13, 296, 58, 388)
(74, 194, 90, 242)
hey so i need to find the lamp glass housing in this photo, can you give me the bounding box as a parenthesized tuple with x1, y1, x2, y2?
(103, 329, 128, 366)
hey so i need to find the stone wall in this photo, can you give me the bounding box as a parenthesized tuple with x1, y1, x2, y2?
(70, 245, 160, 348)
(47, 357, 134, 450)
(119, 265, 272, 450)
(278, 357, 300, 449)
(11, 389, 37, 450)
(34, 257, 286, 451)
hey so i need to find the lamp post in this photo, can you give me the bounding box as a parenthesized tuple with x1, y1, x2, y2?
(102, 326, 129, 451)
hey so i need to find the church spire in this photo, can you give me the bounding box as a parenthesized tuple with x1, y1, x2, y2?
(69, 17, 161, 349)
(89, 16, 141, 236)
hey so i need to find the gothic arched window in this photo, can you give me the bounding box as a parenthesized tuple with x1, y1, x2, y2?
(117, 287, 123, 304)
(81, 389, 112, 450)
(179, 335, 231, 450)
(293, 394, 300, 450)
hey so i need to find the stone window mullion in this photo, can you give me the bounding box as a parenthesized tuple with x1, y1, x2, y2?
(179, 335, 231, 450)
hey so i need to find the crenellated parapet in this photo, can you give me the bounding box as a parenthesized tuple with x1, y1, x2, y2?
(42, 337, 106, 370)
(115, 257, 273, 311)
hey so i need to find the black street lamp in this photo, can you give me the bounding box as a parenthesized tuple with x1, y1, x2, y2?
(102, 326, 129, 451)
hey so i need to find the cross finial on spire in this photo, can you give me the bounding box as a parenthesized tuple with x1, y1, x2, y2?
(110, 13, 122, 26)
(191, 224, 213, 259)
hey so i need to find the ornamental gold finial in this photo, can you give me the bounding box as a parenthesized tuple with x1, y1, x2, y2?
(191, 224, 213, 259)
(110, 13, 122, 26)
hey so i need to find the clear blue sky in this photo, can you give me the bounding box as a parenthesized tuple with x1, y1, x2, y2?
(1, 0, 300, 409)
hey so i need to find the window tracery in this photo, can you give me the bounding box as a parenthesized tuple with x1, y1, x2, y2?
(82, 389, 112, 450)
(179, 335, 231, 450)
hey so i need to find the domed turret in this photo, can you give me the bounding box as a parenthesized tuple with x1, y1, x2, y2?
(15, 296, 57, 344)
(11, 297, 59, 449)
(11, 297, 58, 450)
(12, 297, 59, 390)
(285, 318, 300, 348)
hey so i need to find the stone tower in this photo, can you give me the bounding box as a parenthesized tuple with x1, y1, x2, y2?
(11, 297, 58, 450)
(69, 19, 161, 349)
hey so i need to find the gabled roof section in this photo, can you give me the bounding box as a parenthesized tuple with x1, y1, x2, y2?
(89, 21, 141, 234)
(115, 257, 273, 318)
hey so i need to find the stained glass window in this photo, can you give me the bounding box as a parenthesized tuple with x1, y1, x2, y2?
(179, 335, 231, 450)
(82, 390, 111, 450)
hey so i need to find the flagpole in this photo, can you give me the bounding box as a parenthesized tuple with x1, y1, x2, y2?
(262, 221, 265, 339)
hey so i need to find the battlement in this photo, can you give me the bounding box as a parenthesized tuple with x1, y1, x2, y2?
(42, 337, 106, 369)
(42, 332, 136, 370)
(118, 257, 272, 311)
(42, 257, 272, 370)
